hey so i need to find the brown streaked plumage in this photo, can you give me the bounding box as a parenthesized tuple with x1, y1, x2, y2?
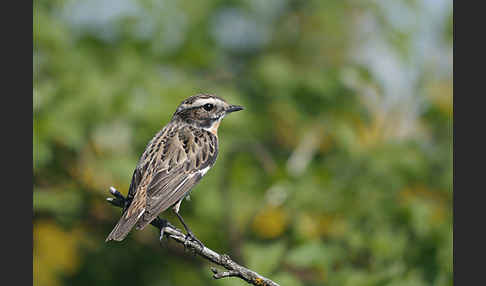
(106, 94, 243, 242)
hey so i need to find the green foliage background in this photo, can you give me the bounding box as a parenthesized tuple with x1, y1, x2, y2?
(34, 0, 452, 285)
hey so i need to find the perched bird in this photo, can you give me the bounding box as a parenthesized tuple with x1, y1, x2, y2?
(105, 94, 243, 245)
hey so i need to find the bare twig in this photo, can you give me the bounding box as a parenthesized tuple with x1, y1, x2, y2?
(106, 186, 280, 286)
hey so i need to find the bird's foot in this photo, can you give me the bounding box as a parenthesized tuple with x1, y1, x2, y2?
(159, 226, 168, 245)
(151, 217, 173, 245)
(184, 231, 204, 250)
(106, 186, 132, 212)
(107, 186, 126, 208)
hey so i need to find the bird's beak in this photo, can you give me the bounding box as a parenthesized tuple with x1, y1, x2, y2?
(225, 105, 244, 114)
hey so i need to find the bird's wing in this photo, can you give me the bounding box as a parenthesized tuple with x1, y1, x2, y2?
(105, 125, 173, 241)
(134, 125, 218, 230)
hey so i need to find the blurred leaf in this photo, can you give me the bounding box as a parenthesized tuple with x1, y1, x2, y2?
(272, 272, 304, 286)
(34, 220, 83, 286)
(34, 189, 83, 218)
(285, 241, 338, 269)
(242, 241, 286, 276)
(251, 205, 289, 239)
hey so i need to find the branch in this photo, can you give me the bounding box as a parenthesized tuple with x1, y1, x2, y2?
(106, 186, 280, 286)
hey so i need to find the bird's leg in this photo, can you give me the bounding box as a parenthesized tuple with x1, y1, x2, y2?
(173, 210, 205, 249)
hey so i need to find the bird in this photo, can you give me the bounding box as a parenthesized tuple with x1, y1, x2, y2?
(105, 94, 243, 245)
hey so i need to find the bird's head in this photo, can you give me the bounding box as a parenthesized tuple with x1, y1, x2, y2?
(172, 94, 243, 133)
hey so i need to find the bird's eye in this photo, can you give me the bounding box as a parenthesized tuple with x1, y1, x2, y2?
(203, 103, 214, 111)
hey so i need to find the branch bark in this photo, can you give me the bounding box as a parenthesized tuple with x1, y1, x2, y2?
(106, 186, 280, 286)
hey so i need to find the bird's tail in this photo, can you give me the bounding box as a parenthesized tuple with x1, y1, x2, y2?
(105, 208, 145, 242)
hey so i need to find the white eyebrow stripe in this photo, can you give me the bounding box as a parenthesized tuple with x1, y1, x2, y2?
(192, 98, 224, 106)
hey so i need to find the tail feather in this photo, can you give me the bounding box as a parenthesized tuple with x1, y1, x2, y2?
(105, 209, 145, 242)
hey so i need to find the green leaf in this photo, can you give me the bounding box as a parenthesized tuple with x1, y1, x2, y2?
(242, 241, 286, 276)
